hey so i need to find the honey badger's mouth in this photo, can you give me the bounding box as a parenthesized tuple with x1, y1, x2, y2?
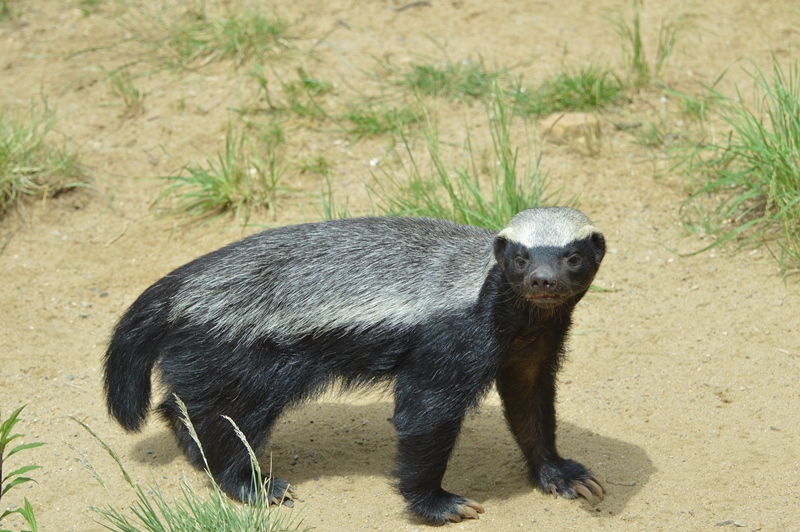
(526, 293, 567, 307)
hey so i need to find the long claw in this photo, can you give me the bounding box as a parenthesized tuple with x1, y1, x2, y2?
(462, 506, 479, 519)
(574, 482, 595, 504)
(465, 500, 485, 514)
(585, 478, 605, 500)
(447, 513, 462, 523)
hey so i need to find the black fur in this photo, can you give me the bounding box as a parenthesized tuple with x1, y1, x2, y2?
(103, 209, 606, 524)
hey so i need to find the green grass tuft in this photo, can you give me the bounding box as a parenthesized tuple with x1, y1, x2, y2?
(606, 0, 649, 87)
(1, 405, 45, 532)
(78, 0, 104, 16)
(239, 65, 333, 120)
(280, 68, 335, 119)
(297, 155, 333, 176)
(515, 64, 623, 116)
(158, 128, 283, 224)
(373, 84, 570, 229)
(678, 58, 800, 269)
(662, 84, 724, 124)
(0, 105, 84, 216)
(107, 69, 146, 113)
(285, 68, 335, 97)
(401, 60, 498, 101)
(654, 8, 693, 81)
(119, 1, 291, 69)
(0, 0, 14, 20)
(606, 0, 692, 87)
(69, 398, 303, 532)
(255, 122, 286, 149)
(317, 174, 352, 221)
(342, 103, 418, 140)
(631, 120, 668, 148)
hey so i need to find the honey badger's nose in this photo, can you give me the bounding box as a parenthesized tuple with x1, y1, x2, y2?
(530, 268, 557, 292)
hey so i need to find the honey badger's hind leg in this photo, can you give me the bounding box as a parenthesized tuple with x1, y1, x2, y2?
(156, 341, 319, 506)
(156, 393, 295, 505)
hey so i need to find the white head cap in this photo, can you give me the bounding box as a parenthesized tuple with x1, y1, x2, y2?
(497, 207, 600, 248)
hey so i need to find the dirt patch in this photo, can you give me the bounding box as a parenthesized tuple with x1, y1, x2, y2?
(1, 0, 799, 530)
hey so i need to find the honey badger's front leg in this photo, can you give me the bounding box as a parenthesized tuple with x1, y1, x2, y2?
(392, 372, 487, 525)
(495, 325, 605, 504)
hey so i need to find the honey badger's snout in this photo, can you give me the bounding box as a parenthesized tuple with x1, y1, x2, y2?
(529, 265, 558, 293)
(525, 264, 566, 307)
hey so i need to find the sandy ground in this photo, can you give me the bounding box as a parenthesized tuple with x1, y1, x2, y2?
(1, 0, 800, 530)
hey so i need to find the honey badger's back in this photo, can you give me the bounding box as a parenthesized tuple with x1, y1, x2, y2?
(169, 217, 496, 344)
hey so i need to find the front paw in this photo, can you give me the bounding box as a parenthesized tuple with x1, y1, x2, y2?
(404, 488, 485, 525)
(535, 458, 605, 504)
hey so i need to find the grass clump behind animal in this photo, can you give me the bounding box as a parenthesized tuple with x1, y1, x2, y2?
(69, 398, 303, 532)
(0, 0, 14, 20)
(400, 59, 499, 101)
(368, 84, 569, 230)
(515, 64, 623, 116)
(678, 58, 800, 270)
(118, 0, 291, 69)
(158, 128, 283, 224)
(606, 0, 693, 88)
(0, 105, 84, 216)
(1, 405, 44, 532)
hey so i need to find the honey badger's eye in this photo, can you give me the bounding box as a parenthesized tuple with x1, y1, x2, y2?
(514, 256, 528, 269)
(567, 253, 582, 266)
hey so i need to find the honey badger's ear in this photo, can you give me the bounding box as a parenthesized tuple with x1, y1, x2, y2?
(493, 235, 508, 262)
(590, 231, 606, 264)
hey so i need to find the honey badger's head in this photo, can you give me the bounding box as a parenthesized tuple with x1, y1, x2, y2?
(494, 207, 606, 309)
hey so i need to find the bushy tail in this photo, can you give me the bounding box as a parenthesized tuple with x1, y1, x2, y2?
(104, 282, 174, 432)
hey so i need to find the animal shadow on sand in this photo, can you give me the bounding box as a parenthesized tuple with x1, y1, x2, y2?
(131, 399, 653, 517)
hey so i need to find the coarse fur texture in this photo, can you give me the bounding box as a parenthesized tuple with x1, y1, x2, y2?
(103, 207, 607, 525)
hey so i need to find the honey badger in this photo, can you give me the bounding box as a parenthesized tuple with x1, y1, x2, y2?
(104, 207, 606, 525)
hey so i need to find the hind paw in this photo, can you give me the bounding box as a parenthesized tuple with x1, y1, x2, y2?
(265, 477, 295, 507)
